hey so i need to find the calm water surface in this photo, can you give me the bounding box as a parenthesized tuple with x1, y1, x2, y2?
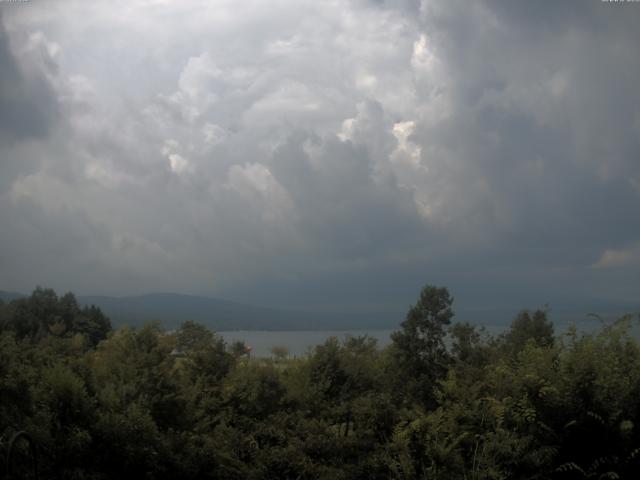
(220, 321, 633, 358)
(219, 325, 514, 357)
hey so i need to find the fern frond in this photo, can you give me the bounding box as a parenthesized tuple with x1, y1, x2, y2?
(555, 462, 587, 476)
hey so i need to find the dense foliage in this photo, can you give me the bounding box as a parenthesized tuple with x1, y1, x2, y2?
(1, 286, 639, 479)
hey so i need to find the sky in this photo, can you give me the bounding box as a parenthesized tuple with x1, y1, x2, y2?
(0, 0, 639, 318)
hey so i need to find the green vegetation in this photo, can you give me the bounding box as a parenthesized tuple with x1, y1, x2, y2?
(1, 286, 639, 479)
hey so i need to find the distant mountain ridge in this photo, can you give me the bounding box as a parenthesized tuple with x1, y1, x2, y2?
(79, 293, 290, 330)
(0, 290, 25, 302)
(78, 292, 399, 331)
(80, 293, 638, 331)
(2, 289, 636, 332)
(1, 289, 398, 331)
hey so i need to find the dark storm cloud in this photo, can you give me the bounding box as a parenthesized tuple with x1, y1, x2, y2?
(0, 12, 61, 200)
(268, 130, 426, 261)
(408, 0, 640, 266)
(0, 14, 57, 144)
(0, 0, 638, 313)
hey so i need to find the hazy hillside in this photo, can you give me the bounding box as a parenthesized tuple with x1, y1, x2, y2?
(78, 293, 399, 331)
(3, 289, 635, 332)
(2, 289, 400, 330)
(0, 290, 25, 302)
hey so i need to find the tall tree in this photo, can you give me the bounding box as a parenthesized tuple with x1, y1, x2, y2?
(502, 308, 554, 355)
(391, 285, 454, 406)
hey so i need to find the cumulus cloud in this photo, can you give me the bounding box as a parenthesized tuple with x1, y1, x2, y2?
(0, 0, 638, 313)
(0, 21, 58, 145)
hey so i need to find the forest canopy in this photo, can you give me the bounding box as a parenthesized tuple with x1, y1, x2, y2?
(1, 286, 639, 479)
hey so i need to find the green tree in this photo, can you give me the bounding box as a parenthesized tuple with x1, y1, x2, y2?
(270, 345, 290, 362)
(0, 288, 111, 347)
(502, 308, 554, 355)
(229, 340, 251, 359)
(449, 321, 490, 365)
(391, 285, 454, 406)
(176, 320, 215, 352)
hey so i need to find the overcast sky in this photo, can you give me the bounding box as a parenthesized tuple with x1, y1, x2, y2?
(1, 0, 639, 316)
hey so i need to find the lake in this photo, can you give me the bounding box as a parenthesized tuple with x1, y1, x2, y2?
(219, 329, 395, 357)
(219, 321, 608, 358)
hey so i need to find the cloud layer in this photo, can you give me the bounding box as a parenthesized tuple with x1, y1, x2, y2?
(1, 0, 639, 313)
